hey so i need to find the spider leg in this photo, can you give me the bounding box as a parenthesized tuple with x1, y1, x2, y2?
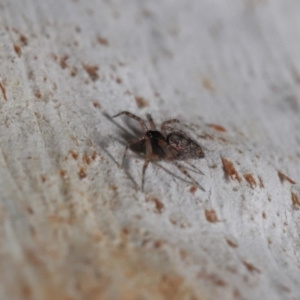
(146, 114, 156, 130)
(161, 119, 181, 136)
(183, 160, 205, 175)
(113, 111, 148, 132)
(141, 159, 150, 191)
(120, 136, 146, 168)
(158, 139, 179, 158)
(172, 160, 205, 191)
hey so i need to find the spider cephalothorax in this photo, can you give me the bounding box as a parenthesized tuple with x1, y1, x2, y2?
(113, 111, 204, 190)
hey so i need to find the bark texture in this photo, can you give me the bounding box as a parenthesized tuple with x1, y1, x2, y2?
(0, 0, 300, 299)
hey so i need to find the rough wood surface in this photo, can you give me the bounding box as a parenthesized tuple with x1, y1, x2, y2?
(1, 0, 300, 299)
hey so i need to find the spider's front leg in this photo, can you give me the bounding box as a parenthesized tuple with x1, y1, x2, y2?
(113, 111, 148, 132)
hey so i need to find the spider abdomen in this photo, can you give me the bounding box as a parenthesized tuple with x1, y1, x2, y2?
(167, 132, 205, 160)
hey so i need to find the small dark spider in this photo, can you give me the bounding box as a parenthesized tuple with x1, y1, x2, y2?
(113, 111, 205, 191)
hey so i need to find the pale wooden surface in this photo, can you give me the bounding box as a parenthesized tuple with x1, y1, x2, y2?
(1, 0, 300, 299)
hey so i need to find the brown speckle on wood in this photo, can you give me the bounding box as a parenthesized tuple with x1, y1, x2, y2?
(226, 239, 238, 248)
(221, 158, 241, 182)
(97, 36, 109, 45)
(40, 175, 46, 183)
(78, 167, 87, 179)
(93, 101, 101, 108)
(207, 124, 226, 132)
(243, 173, 257, 189)
(91, 151, 97, 160)
(0, 82, 7, 101)
(291, 192, 300, 208)
(202, 77, 215, 92)
(243, 261, 261, 273)
(70, 66, 77, 77)
(14, 44, 21, 56)
(59, 169, 66, 177)
(82, 153, 91, 165)
(258, 176, 264, 188)
(197, 271, 227, 287)
(69, 150, 78, 160)
(135, 96, 149, 108)
(83, 64, 99, 81)
(19, 34, 28, 46)
(278, 171, 296, 184)
(115, 77, 122, 84)
(60, 55, 69, 69)
(205, 209, 219, 223)
(26, 207, 34, 215)
(146, 197, 164, 214)
(34, 91, 42, 99)
(189, 186, 197, 194)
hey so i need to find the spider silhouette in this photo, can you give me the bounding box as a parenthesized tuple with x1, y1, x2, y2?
(113, 111, 205, 191)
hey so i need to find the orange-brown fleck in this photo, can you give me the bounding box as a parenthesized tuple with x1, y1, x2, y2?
(109, 184, 117, 191)
(83, 64, 99, 81)
(22, 285, 32, 299)
(0, 82, 7, 101)
(147, 197, 164, 214)
(159, 274, 184, 297)
(207, 124, 226, 132)
(82, 154, 91, 165)
(197, 272, 227, 287)
(51, 53, 58, 61)
(135, 96, 149, 108)
(59, 169, 66, 177)
(243, 261, 261, 273)
(97, 36, 109, 46)
(69, 150, 78, 160)
(205, 209, 219, 223)
(226, 239, 238, 248)
(40, 175, 46, 182)
(122, 227, 129, 235)
(243, 173, 257, 189)
(154, 240, 166, 248)
(115, 77, 122, 84)
(258, 176, 264, 188)
(179, 249, 188, 260)
(19, 34, 28, 46)
(93, 101, 101, 108)
(78, 167, 87, 179)
(291, 192, 300, 208)
(60, 55, 69, 69)
(221, 158, 241, 182)
(262, 212, 266, 219)
(14, 44, 21, 56)
(70, 66, 77, 77)
(278, 171, 296, 184)
(189, 186, 197, 194)
(26, 206, 34, 215)
(91, 151, 97, 160)
(34, 91, 42, 99)
(277, 284, 291, 293)
(202, 77, 215, 92)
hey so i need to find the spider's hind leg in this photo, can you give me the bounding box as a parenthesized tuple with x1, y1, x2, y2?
(172, 161, 205, 191)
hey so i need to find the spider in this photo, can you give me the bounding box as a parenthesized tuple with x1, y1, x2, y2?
(112, 111, 205, 191)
